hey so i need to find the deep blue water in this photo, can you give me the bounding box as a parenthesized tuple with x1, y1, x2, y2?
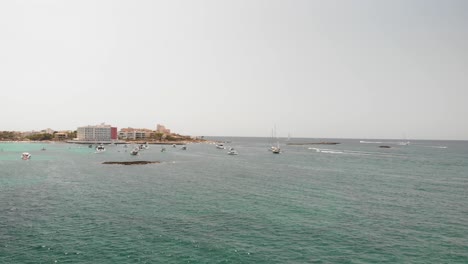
(0, 138, 467, 263)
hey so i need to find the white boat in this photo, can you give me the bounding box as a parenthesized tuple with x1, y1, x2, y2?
(21, 152, 31, 160)
(130, 147, 139, 156)
(271, 146, 281, 154)
(398, 134, 410, 146)
(270, 126, 281, 154)
(139, 144, 149, 150)
(227, 147, 238, 155)
(95, 144, 106, 153)
(397, 141, 410, 146)
(216, 143, 225, 149)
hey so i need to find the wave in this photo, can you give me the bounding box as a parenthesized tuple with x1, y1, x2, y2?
(419, 145, 448, 149)
(309, 147, 405, 158)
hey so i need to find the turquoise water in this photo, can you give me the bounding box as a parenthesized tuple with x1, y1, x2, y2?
(0, 138, 467, 263)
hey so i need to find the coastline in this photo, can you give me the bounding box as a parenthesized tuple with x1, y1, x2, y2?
(0, 139, 213, 145)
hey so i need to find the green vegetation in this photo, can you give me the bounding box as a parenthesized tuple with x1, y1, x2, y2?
(165, 133, 192, 141)
(0, 131, 20, 140)
(26, 133, 53, 141)
(67, 131, 77, 139)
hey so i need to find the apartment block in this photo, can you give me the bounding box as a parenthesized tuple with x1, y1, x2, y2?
(77, 124, 118, 141)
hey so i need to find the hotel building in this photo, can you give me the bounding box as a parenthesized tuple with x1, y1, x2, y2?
(77, 124, 118, 141)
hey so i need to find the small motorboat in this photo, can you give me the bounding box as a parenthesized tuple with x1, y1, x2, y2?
(139, 142, 149, 150)
(95, 144, 106, 153)
(227, 148, 238, 155)
(130, 147, 139, 156)
(41, 147, 46, 151)
(161, 147, 166, 152)
(216, 144, 225, 149)
(181, 146, 187, 150)
(21, 152, 31, 160)
(172, 144, 177, 148)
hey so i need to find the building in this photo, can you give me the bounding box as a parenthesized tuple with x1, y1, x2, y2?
(156, 124, 171, 134)
(41, 128, 55, 134)
(21, 130, 41, 137)
(54, 132, 68, 140)
(119, 128, 154, 140)
(77, 124, 118, 141)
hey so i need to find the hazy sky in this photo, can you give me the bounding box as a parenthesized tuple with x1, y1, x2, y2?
(1, 0, 467, 139)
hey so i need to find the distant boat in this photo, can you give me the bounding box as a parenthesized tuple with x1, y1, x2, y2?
(138, 142, 149, 150)
(21, 152, 31, 160)
(88, 144, 93, 148)
(216, 143, 225, 149)
(398, 134, 410, 146)
(161, 147, 166, 152)
(41, 147, 46, 151)
(227, 147, 238, 155)
(397, 141, 410, 146)
(130, 147, 139, 156)
(181, 146, 187, 150)
(172, 144, 177, 148)
(271, 146, 281, 154)
(270, 126, 281, 154)
(95, 144, 106, 153)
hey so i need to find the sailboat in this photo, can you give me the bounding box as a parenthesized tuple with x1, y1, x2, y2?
(397, 134, 410, 146)
(271, 144, 281, 154)
(269, 126, 281, 154)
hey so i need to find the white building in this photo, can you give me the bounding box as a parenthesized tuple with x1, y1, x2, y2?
(119, 128, 154, 140)
(77, 124, 117, 141)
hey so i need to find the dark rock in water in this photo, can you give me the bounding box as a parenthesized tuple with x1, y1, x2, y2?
(379, 145, 391, 148)
(102, 161, 160, 165)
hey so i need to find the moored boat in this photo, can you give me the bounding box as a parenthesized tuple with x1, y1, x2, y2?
(130, 147, 139, 156)
(21, 152, 31, 160)
(271, 146, 281, 154)
(216, 143, 225, 149)
(227, 147, 238, 155)
(95, 144, 106, 153)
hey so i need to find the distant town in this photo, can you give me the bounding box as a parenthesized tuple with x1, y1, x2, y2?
(0, 123, 205, 143)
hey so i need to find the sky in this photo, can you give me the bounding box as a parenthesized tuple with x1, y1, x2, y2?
(1, 0, 467, 140)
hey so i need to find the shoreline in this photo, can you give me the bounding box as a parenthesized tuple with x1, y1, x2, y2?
(0, 140, 213, 145)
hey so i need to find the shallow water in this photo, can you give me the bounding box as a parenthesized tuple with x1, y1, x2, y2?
(1, 138, 467, 263)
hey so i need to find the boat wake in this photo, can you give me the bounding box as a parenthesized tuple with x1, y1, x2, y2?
(309, 147, 405, 158)
(418, 145, 448, 149)
(359, 140, 383, 144)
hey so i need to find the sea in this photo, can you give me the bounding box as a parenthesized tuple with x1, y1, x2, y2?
(0, 138, 467, 263)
